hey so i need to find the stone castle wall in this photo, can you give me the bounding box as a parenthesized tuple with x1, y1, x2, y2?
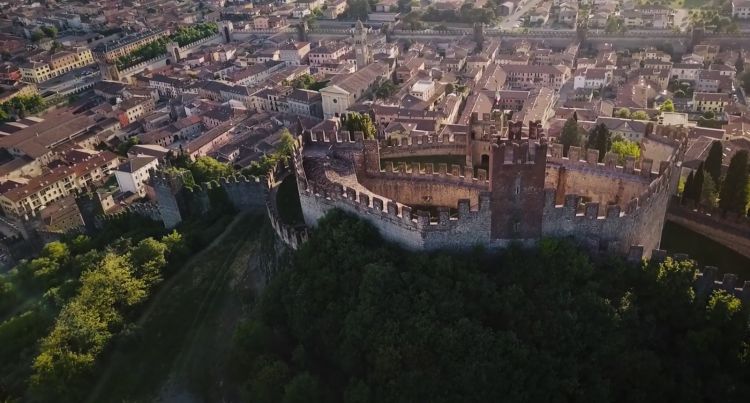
(295, 129, 685, 256)
(379, 133, 469, 159)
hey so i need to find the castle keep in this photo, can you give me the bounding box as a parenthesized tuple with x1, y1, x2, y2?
(294, 119, 685, 257)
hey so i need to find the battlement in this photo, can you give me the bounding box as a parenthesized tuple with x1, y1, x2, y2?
(494, 141, 548, 166)
(379, 161, 489, 186)
(547, 144, 669, 180)
(308, 129, 366, 144)
(628, 247, 750, 305)
(382, 133, 468, 148)
(301, 180, 491, 232)
(543, 160, 673, 220)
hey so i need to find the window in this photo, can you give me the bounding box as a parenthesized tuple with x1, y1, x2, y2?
(332, 98, 337, 104)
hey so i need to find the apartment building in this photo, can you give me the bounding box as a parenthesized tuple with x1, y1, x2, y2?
(117, 97, 156, 127)
(20, 47, 94, 83)
(693, 92, 730, 114)
(308, 43, 350, 66)
(501, 64, 571, 91)
(0, 151, 120, 217)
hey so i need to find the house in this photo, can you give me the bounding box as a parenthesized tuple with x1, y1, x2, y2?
(498, 2, 515, 16)
(670, 63, 703, 81)
(529, 4, 551, 25)
(557, 3, 578, 27)
(287, 88, 323, 119)
(693, 92, 730, 114)
(573, 68, 612, 89)
(410, 80, 436, 102)
(117, 97, 155, 127)
(279, 42, 311, 66)
(732, 0, 750, 18)
(595, 117, 650, 142)
(113, 155, 159, 197)
(324, 0, 348, 19)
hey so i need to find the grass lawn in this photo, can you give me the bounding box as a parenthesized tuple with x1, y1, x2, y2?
(86, 213, 273, 402)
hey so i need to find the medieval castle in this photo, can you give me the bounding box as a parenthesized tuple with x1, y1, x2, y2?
(293, 115, 686, 258)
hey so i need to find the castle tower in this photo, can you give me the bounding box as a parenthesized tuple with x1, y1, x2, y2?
(489, 142, 547, 241)
(353, 20, 372, 70)
(219, 21, 234, 43)
(166, 41, 181, 64)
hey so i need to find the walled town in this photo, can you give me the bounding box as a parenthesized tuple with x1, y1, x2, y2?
(1, 0, 750, 401)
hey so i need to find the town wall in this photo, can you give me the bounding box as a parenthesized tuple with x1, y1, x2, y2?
(666, 202, 750, 259)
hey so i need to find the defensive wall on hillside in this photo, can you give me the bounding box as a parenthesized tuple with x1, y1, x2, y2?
(666, 200, 750, 259)
(627, 246, 750, 305)
(294, 126, 684, 256)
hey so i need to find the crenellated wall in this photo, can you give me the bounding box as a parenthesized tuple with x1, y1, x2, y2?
(295, 125, 686, 257)
(379, 133, 468, 159)
(628, 246, 750, 305)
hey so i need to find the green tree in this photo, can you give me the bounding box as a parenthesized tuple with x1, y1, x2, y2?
(704, 140, 723, 186)
(616, 108, 631, 118)
(586, 123, 611, 162)
(718, 150, 749, 215)
(559, 115, 582, 157)
(189, 156, 233, 184)
(700, 174, 719, 208)
(282, 372, 321, 403)
(693, 162, 705, 205)
(682, 171, 694, 203)
(342, 112, 376, 139)
(40, 26, 58, 38)
(374, 80, 397, 99)
(610, 139, 641, 164)
(631, 110, 649, 120)
(659, 99, 675, 112)
(445, 83, 455, 94)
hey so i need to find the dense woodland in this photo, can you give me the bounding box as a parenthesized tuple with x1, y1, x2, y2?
(229, 210, 750, 403)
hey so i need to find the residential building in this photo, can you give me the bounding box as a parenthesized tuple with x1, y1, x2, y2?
(732, 0, 750, 18)
(0, 151, 120, 217)
(502, 64, 571, 91)
(114, 155, 159, 197)
(693, 92, 730, 113)
(19, 47, 94, 83)
(595, 117, 650, 142)
(279, 42, 311, 66)
(287, 88, 323, 119)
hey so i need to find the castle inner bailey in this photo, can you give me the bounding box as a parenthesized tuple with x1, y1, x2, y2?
(294, 121, 685, 257)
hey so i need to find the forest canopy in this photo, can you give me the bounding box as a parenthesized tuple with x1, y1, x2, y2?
(230, 210, 750, 403)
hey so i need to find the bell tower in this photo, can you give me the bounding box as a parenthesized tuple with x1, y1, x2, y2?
(353, 20, 372, 70)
